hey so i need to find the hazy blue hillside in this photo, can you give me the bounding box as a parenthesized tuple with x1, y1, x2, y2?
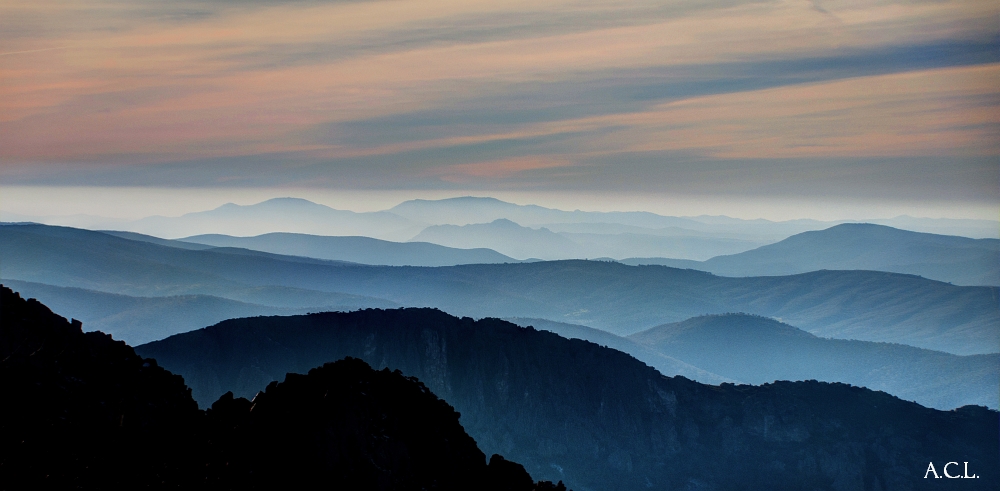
(539, 221, 760, 239)
(411, 219, 583, 260)
(125, 197, 424, 241)
(412, 218, 765, 260)
(137, 308, 1000, 491)
(504, 317, 733, 384)
(181, 232, 517, 266)
(559, 231, 762, 261)
(629, 314, 999, 410)
(3, 223, 996, 355)
(865, 215, 1000, 240)
(100, 230, 216, 250)
(0, 224, 398, 308)
(2, 279, 398, 345)
(693, 223, 1000, 286)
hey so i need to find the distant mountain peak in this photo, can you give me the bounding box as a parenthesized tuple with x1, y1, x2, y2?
(490, 218, 523, 227)
(649, 313, 817, 339)
(254, 197, 330, 208)
(825, 222, 891, 230)
(440, 196, 509, 204)
(205, 198, 334, 213)
(392, 196, 516, 209)
(819, 222, 995, 240)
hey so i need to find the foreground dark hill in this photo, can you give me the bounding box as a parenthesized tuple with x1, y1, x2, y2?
(3, 223, 997, 354)
(181, 232, 517, 266)
(629, 314, 999, 410)
(1, 285, 202, 487)
(0, 285, 552, 490)
(626, 223, 1000, 286)
(138, 308, 999, 491)
(203, 358, 554, 491)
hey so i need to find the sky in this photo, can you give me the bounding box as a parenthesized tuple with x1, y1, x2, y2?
(1, 0, 998, 220)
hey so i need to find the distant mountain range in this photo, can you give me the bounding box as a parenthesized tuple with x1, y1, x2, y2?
(627, 313, 998, 410)
(136, 307, 1000, 491)
(180, 231, 518, 266)
(0, 286, 548, 490)
(2, 223, 996, 355)
(128, 197, 424, 241)
(107, 218, 999, 284)
(390, 197, 999, 239)
(7, 195, 998, 490)
(105, 219, 1000, 286)
(9, 272, 990, 410)
(623, 223, 1000, 286)
(411, 218, 765, 260)
(392, 196, 714, 229)
(7, 197, 996, 263)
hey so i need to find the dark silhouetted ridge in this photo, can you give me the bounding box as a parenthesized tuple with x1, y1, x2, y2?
(0, 285, 554, 490)
(0, 284, 202, 488)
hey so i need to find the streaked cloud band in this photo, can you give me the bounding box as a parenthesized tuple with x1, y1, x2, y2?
(0, 0, 996, 207)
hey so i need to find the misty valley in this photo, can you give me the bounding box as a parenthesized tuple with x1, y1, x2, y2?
(2, 197, 998, 490)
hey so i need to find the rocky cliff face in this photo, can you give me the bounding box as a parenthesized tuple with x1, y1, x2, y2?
(138, 308, 1000, 491)
(0, 285, 555, 491)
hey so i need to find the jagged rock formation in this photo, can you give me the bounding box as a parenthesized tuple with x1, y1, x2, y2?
(0, 285, 556, 490)
(138, 307, 1000, 491)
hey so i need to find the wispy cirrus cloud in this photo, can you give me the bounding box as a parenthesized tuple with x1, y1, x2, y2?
(0, 0, 997, 208)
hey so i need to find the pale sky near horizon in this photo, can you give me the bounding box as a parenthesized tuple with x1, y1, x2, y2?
(1, 0, 998, 220)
